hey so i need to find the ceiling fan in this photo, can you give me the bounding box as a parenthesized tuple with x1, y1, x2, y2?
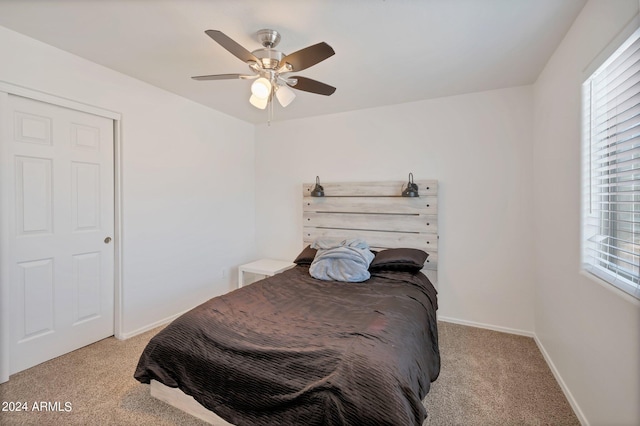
(192, 29, 336, 112)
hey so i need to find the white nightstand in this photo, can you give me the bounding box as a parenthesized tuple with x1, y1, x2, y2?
(237, 259, 296, 287)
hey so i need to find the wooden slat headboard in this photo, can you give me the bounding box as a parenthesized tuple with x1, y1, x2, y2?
(302, 180, 438, 277)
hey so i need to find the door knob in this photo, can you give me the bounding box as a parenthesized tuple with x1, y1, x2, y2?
(104, 237, 112, 244)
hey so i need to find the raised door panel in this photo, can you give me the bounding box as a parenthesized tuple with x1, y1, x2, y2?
(14, 111, 52, 146)
(71, 162, 100, 232)
(70, 123, 100, 152)
(15, 156, 52, 236)
(16, 259, 54, 341)
(72, 252, 101, 325)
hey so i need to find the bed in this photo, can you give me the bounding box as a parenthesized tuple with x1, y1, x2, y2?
(134, 180, 440, 425)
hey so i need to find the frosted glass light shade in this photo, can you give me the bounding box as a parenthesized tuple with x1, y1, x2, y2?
(251, 78, 272, 99)
(249, 94, 268, 109)
(275, 85, 296, 107)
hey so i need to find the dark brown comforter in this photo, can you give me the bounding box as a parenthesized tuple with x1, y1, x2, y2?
(134, 266, 440, 426)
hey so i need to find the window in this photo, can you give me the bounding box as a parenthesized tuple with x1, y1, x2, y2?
(582, 27, 640, 299)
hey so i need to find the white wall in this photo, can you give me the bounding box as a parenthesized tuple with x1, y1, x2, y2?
(532, 1, 640, 425)
(0, 26, 257, 337)
(255, 86, 535, 334)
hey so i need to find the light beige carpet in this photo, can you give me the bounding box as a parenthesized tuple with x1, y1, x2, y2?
(423, 322, 579, 425)
(0, 321, 579, 425)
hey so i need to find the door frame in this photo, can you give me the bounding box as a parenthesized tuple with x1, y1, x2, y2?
(0, 81, 124, 383)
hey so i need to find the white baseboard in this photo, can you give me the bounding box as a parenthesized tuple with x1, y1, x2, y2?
(116, 309, 188, 340)
(437, 315, 587, 426)
(533, 335, 589, 426)
(437, 315, 535, 338)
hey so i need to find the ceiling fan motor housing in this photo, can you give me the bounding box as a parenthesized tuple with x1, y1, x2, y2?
(251, 48, 285, 70)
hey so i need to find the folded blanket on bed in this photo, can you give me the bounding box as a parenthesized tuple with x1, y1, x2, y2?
(309, 238, 375, 282)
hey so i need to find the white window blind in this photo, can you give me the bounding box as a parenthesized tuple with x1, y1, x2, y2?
(582, 28, 640, 299)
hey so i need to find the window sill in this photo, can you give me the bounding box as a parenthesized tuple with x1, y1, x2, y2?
(579, 268, 640, 306)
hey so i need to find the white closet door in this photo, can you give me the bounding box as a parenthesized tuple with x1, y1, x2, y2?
(4, 94, 114, 375)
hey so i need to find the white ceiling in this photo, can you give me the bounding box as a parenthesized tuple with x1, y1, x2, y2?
(0, 0, 586, 124)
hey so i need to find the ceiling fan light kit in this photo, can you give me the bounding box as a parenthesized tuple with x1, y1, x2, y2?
(251, 77, 272, 99)
(275, 84, 296, 108)
(249, 94, 268, 110)
(192, 28, 336, 122)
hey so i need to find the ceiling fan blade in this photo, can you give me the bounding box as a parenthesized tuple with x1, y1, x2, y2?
(191, 74, 255, 81)
(289, 76, 336, 96)
(280, 42, 335, 72)
(205, 30, 259, 64)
